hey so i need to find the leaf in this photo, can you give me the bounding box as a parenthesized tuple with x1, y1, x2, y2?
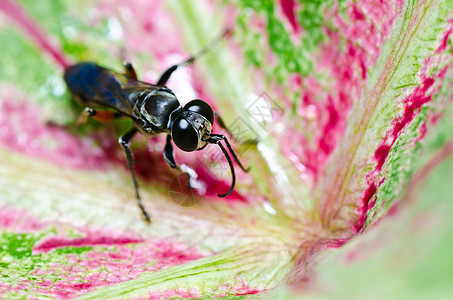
(0, 0, 452, 298)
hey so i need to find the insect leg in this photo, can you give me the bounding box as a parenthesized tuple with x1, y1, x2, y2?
(76, 108, 96, 125)
(157, 65, 178, 86)
(124, 62, 138, 80)
(163, 135, 179, 170)
(118, 127, 151, 223)
(157, 29, 229, 86)
(76, 108, 121, 125)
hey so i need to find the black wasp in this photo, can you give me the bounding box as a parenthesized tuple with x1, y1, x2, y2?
(63, 33, 249, 223)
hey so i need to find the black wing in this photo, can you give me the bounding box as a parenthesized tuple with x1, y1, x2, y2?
(64, 62, 160, 117)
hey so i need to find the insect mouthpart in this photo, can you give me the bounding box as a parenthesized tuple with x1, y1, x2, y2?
(197, 119, 213, 148)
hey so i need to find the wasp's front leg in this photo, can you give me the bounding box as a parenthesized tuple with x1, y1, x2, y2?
(164, 135, 205, 196)
(119, 127, 151, 223)
(163, 135, 179, 170)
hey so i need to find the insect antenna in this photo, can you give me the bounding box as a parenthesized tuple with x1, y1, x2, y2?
(211, 134, 250, 172)
(214, 140, 235, 197)
(206, 134, 249, 197)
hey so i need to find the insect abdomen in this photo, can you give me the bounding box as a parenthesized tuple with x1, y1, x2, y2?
(64, 62, 129, 112)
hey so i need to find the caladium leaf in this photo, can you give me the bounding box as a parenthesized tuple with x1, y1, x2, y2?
(0, 0, 452, 298)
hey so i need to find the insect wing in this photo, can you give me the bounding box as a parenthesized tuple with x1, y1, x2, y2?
(65, 62, 157, 117)
(99, 69, 165, 117)
(92, 68, 138, 116)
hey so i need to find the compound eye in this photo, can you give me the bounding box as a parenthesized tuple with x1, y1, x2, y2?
(184, 99, 214, 124)
(171, 116, 199, 152)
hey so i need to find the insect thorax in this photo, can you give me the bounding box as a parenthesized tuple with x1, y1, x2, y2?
(135, 88, 182, 135)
